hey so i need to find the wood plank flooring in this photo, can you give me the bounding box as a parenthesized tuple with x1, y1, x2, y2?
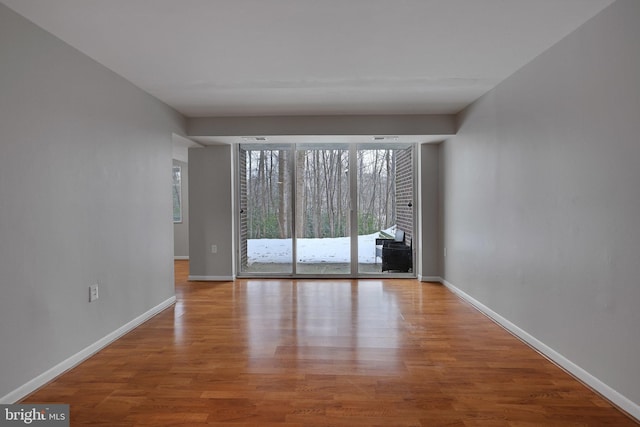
(22, 261, 638, 426)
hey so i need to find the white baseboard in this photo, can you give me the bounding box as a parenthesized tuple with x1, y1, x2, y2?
(174, 256, 189, 260)
(188, 275, 234, 281)
(441, 278, 640, 421)
(0, 296, 176, 404)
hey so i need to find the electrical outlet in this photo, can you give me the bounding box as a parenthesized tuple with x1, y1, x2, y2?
(89, 284, 99, 302)
(211, 244, 218, 254)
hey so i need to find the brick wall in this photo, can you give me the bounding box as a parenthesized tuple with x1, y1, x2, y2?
(239, 148, 248, 269)
(395, 147, 413, 246)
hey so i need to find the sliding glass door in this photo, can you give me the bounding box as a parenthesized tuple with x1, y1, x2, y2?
(357, 145, 414, 274)
(238, 143, 414, 277)
(295, 145, 351, 274)
(238, 145, 293, 274)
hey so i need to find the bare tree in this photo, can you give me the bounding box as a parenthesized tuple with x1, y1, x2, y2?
(277, 150, 287, 238)
(295, 150, 306, 238)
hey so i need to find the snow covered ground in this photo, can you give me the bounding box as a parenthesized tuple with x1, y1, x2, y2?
(247, 229, 394, 265)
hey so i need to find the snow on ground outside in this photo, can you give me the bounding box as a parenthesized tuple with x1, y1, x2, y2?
(247, 228, 396, 265)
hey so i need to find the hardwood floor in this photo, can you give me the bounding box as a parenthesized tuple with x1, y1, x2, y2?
(23, 260, 637, 426)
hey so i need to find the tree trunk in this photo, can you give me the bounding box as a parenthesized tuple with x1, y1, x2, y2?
(295, 150, 306, 238)
(277, 150, 287, 238)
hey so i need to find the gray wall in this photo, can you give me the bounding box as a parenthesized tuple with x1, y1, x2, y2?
(188, 146, 234, 280)
(419, 144, 441, 279)
(188, 114, 455, 137)
(0, 4, 185, 400)
(173, 159, 189, 258)
(441, 0, 640, 408)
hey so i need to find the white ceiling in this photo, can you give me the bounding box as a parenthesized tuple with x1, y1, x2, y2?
(2, 0, 615, 117)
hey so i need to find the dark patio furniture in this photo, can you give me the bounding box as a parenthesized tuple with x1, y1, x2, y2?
(375, 229, 413, 273)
